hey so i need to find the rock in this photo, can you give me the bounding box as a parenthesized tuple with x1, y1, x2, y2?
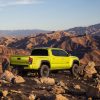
(97, 80, 100, 91)
(15, 76, 25, 83)
(29, 94, 36, 100)
(84, 61, 97, 78)
(2, 90, 8, 97)
(40, 77, 55, 85)
(0, 80, 3, 84)
(38, 94, 55, 100)
(1, 70, 15, 82)
(7, 96, 12, 100)
(74, 84, 81, 90)
(46, 86, 52, 91)
(1, 69, 25, 84)
(67, 84, 86, 96)
(59, 81, 65, 87)
(0, 63, 3, 74)
(57, 81, 68, 90)
(20, 94, 28, 100)
(53, 85, 65, 94)
(1, 80, 9, 84)
(88, 97, 92, 100)
(55, 94, 69, 100)
(86, 85, 100, 98)
(33, 78, 41, 84)
(10, 90, 22, 94)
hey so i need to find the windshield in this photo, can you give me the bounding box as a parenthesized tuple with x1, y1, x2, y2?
(31, 49, 48, 56)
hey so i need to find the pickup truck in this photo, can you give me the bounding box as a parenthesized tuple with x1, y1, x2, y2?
(10, 48, 79, 77)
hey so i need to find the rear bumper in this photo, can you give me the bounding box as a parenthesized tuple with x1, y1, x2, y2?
(10, 64, 39, 70)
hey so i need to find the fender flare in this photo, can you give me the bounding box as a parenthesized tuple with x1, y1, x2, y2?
(40, 60, 51, 68)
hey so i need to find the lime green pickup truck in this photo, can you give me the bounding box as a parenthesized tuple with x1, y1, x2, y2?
(10, 48, 79, 77)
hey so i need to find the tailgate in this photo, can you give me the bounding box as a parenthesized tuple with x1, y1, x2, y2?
(10, 55, 30, 65)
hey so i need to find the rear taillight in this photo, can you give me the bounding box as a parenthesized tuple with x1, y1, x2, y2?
(28, 57, 33, 64)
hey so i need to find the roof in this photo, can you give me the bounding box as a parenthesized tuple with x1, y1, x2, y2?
(32, 47, 63, 50)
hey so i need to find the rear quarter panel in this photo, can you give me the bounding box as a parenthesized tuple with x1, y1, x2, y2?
(27, 56, 50, 70)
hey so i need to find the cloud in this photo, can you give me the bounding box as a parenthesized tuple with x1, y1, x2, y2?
(0, 0, 43, 8)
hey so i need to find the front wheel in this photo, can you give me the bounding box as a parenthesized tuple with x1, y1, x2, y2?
(71, 64, 80, 77)
(38, 65, 50, 77)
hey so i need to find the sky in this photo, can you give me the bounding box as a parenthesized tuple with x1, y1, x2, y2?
(0, 0, 100, 30)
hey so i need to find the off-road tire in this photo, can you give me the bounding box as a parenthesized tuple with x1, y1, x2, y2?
(38, 65, 50, 77)
(71, 64, 80, 77)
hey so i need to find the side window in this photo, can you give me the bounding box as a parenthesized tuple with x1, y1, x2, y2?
(31, 49, 48, 56)
(52, 50, 68, 56)
(52, 50, 59, 56)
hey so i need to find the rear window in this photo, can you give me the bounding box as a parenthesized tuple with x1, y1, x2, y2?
(31, 49, 48, 56)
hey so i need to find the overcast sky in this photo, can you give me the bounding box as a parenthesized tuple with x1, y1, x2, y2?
(0, 0, 100, 30)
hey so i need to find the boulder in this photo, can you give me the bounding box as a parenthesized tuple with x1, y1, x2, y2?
(58, 81, 65, 87)
(86, 85, 100, 98)
(40, 77, 55, 85)
(0, 63, 3, 74)
(97, 80, 100, 91)
(53, 85, 65, 94)
(55, 94, 69, 100)
(38, 94, 55, 100)
(57, 81, 68, 90)
(74, 84, 81, 90)
(1, 70, 14, 82)
(33, 78, 41, 84)
(88, 97, 92, 100)
(2, 90, 8, 97)
(10, 90, 22, 94)
(29, 94, 36, 100)
(15, 76, 25, 83)
(84, 61, 97, 78)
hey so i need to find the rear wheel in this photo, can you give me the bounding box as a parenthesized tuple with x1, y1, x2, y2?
(71, 64, 80, 77)
(38, 65, 50, 77)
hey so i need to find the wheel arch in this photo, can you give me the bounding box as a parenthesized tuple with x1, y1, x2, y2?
(40, 60, 51, 68)
(73, 60, 79, 66)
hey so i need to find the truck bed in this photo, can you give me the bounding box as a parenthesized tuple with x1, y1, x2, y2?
(10, 55, 30, 65)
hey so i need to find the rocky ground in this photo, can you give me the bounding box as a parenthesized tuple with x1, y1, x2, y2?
(0, 68, 100, 100)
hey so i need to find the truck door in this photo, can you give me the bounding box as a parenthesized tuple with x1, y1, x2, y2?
(51, 49, 69, 69)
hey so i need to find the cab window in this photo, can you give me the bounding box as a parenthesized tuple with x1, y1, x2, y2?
(52, 50, 68, 56)
(31, 49, 48, 56)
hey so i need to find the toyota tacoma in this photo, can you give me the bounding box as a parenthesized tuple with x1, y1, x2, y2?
(10, 48, 79, 77)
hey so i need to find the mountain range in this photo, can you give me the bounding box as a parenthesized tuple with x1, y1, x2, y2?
(0, 29, 50, 37)
(0, 23, 100, 37)
(65, 23, 100, 36)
